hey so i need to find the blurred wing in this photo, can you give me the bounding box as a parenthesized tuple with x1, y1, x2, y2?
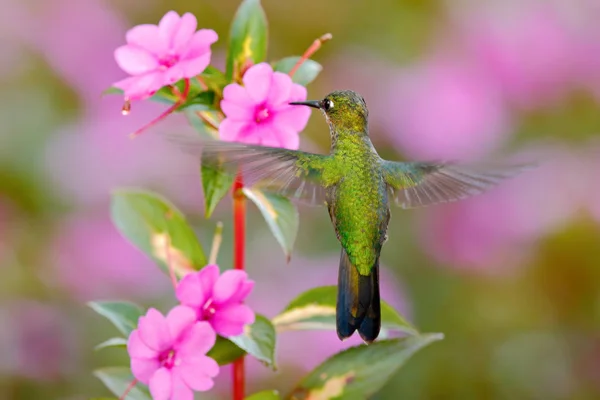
(169, 135, 331, 206)
(382, 160, 531, 209)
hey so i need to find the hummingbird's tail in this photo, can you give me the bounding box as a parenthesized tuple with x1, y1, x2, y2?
(336, 248, 381, 343)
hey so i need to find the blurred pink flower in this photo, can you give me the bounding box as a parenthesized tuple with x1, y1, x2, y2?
(50, 215, 168, 300)
(418, 145, 589, 272)
(455, 2, 581, 108)
(584, 144, 600, 223)
(384, 57, 510, 160)
(128, 306, 219, 399)
(114, 11, 217, 101)
(176, 265, 255, 337)
(0, 301, 78, 381)
(219, 63, 311, 149)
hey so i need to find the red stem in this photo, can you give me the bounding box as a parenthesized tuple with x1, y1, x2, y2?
(288, 33, 333, 78)
(128, 78, 190, 138)
(119, 379, 138, 400)
(232, 173, 246, 400)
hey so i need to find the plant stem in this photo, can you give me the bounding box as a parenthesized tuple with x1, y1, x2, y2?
(129, 78, 190, 138)
(119, 378, 138, 400)
(232, 173, 246, 400)
(288, 33, 333, 78)
(164, 235, 178, 290)
(208, 221, 224, 265)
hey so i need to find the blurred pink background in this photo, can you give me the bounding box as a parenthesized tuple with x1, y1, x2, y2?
(2, 0, 600, 399)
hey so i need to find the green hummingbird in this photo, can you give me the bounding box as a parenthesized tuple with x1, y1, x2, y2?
(175, 90, 527, 343)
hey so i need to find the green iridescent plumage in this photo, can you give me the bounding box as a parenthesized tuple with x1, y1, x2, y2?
(172, 90, 528, 342)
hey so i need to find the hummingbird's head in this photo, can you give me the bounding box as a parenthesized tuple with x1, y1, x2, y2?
(290, 90, 369, 133)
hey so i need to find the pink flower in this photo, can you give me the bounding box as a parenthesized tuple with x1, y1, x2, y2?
(418, 145, 587, 272)
(456, 3, 580, 108)
(51, 215, 168, 300)
(219, 63, 311, 149)
(113, 11, 217, 101)
(128, 306, 219, 399)
(384, 57, 510, 160)
(176, 265, 255, 337)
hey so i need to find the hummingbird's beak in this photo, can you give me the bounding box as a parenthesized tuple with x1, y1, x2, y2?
(289, 100, 321, 109)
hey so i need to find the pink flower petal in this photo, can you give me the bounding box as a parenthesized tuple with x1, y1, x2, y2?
(211, 304, 255, 337)
(178, 357, 219, 391)
(178, 321, 217, 357)
(289, 83, 308, 102)
(280, 129, 300, 150)
(158, 11, 181, 48)
(127, 329, 157, 359)
(223, 84, 255, 107)
(113, 72, 163, 100)
(114, 45, 158, 75)
(218, 119, 252, 142)
(176, 273, 206, 308)
(177, 53, 211, 78)
(182, 29, 218, 59)
(242, 63, 273, 103)
(225, 280, 255, 304)
(138, 308, 172, 352)
(162, 66, 184, 86)
(131, 357, 160, 384)
(126, 24, 167, 56)
(273, 122, 302, 150)
(212, 270, 250, 305)
(272, 106, 311, 135)
(254, 123, 281, 147)
(149, 367, 172, 400)
(198, 264, 220, 294)
(171, 13, 198, 53)
(221, 98, 254, 121)
(171, 369, 194, 400)
(251, 123, 270, 143)
(166, 305, 196, 341)
(266, 72, 293, 107)
(246, 122, 281, 147)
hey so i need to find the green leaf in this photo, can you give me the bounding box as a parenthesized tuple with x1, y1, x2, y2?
(207, 336, 246, 366)
(185, 107, 221, 138)
(111, 189, 207, 277)
(179, 90, 216, 110)
(202, 164, 235, 218)
(94, 367, 152, 400)
(149, 79, 191, 104)
(226, 0, 268, 81)
(245, 390, 281, 400)
(273, 57, 323, 85)
(290, 334, 444, 399)
(95, 337, 129, 351)
(88, 301, 144, 337)
(149, 79, 218, 110)
(198, 66, 229, 95)
(272, 286, 418, 337)
(243, 188, 299, 261)
(229, 314, 277, 368)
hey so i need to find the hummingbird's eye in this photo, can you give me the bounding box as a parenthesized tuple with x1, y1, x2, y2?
(322, 99, 334, 111)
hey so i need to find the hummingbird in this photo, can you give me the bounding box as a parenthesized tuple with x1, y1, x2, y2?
(174, 90, 527, 343)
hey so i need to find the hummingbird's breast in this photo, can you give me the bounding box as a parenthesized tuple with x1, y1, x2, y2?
(327, 139, 390, 276)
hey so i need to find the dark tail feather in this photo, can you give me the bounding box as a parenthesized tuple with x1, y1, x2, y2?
(336, 248, 381, 343)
